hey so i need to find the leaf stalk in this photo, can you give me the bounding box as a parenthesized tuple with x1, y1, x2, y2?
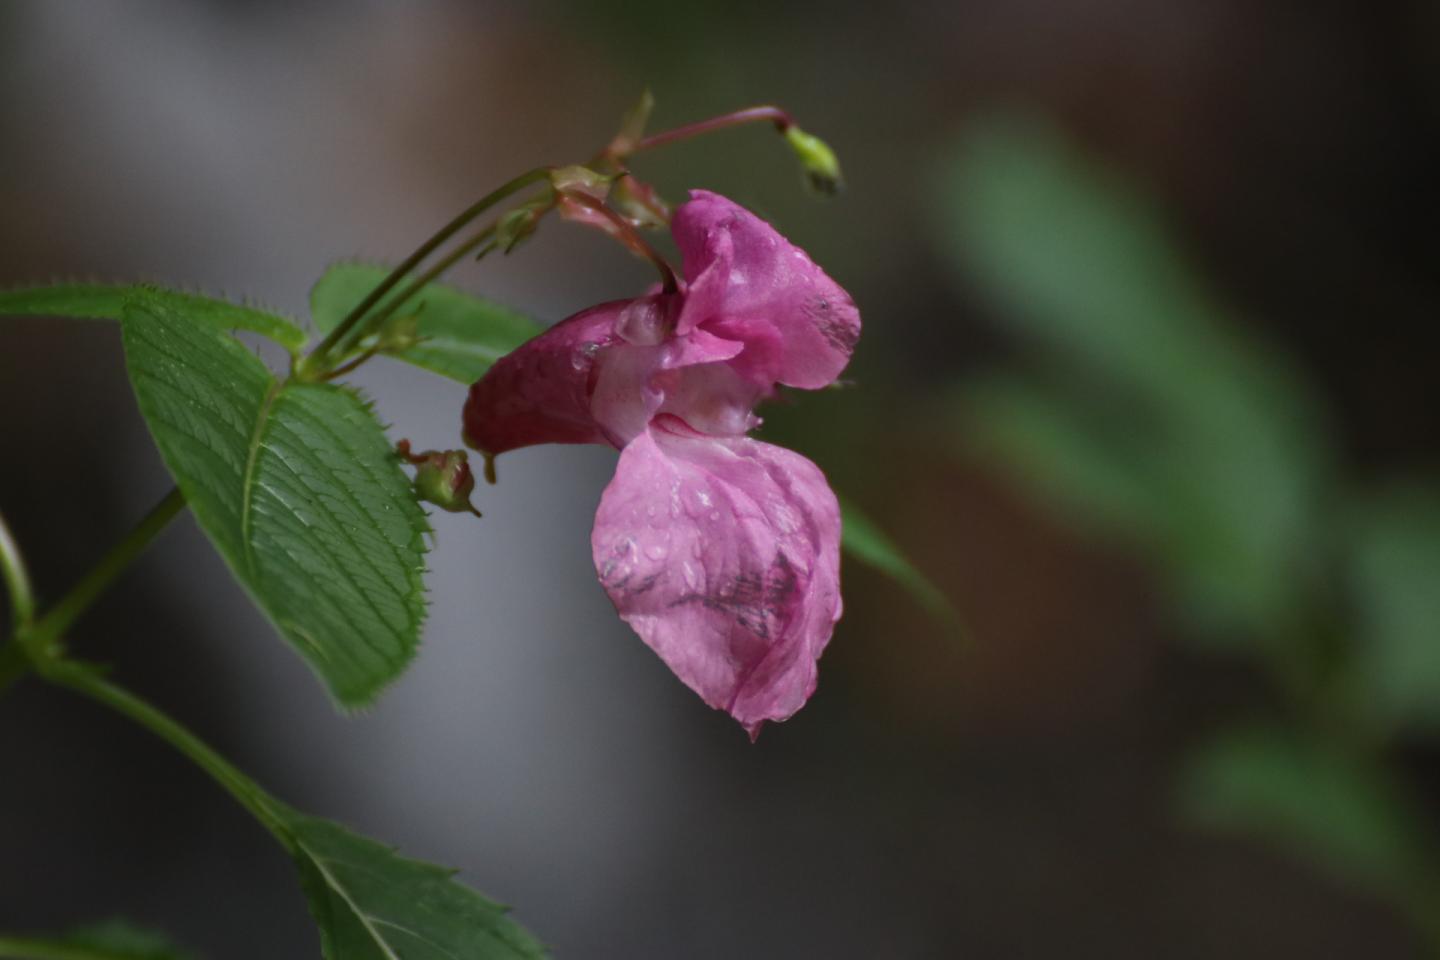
(46, 663, 289, 846)
(27, 488, 187, 652)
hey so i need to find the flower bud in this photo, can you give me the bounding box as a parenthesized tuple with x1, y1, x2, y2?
(397, 440, 481, 516)
(783, 126, 843, 195)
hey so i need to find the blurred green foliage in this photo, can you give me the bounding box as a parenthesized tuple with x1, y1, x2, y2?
(60, 921, 196, 960)
(1350, 486, 1440, 731)
(1181, 726, 1430, 893)
(943, 117, 1333, 641)
(942, 114, 1440, 943)
(0, 920, 196, 960)
(839, 495, 958, 627)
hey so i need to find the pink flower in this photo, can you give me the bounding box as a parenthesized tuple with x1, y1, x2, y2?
(464, 191, 859, 736)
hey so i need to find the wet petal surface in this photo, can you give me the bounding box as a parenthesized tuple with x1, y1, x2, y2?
(672, 190, 861, 390)
(591, 422, 842, 736)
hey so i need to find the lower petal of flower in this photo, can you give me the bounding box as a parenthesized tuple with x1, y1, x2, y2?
(590, 422, 842, 737)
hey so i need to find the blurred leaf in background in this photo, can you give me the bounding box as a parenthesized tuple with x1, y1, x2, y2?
(1348, 484, 1440, 731)
(61, 921, 197, 960)
(839, 494, 958, 628)
(1180, 726, 1439, 921)
(0, 920, 198, 960)
(939, 116, 1336, 642)
(936, 113, 1440, 941)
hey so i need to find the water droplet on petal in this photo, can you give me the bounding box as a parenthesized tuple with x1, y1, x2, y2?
(571, 341, 600, 370)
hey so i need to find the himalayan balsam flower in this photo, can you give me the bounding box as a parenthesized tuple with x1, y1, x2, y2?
(464, 191, 860, 736)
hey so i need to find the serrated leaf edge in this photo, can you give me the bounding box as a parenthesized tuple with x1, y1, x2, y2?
(119, 293, 428, 710)
(1, 280, 309, 352)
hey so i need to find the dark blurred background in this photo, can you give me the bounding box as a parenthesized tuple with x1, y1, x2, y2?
(3, 2, 1439, 957)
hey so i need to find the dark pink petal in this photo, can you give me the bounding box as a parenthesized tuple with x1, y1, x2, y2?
(591, 421, 842, 737)
(463, 300, 622, 455)
(465, 294, 749, 454)
(671, 190, 861, 391)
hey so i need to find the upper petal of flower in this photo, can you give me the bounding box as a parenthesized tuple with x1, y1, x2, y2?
(672, 190, 861, 391)
(590, 420, 843, 737)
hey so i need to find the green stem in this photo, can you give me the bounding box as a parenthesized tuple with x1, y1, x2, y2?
(319, 346, 380, 382)
(0, 507, 36, 632)
(306, 166, 552, 371)
(28, 488, 186, 649)
(48, 665, 288, 845)
(351, 221, 503, 345)
(0, 937, 149, 960)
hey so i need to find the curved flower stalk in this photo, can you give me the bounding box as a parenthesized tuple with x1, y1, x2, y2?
(464, 191, 860, 736)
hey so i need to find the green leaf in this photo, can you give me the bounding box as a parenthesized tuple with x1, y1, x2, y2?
(62, 921, 196, 960)
(121, 290, 428, 707)
(839, 495, 957, 625)
(0, 921, 196, 960)
(310, 264, 541, 383)
(958, 374, 1167, 536)
(273, 807, 548, 960)
(1179, 726, 1432, 893)
(942, 116, 1333, 637)
(0, 283, 307, 352)
(1349, 484, 1440, 730)
(941, 116, 1274, 403)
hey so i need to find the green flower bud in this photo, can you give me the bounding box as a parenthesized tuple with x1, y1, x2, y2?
(397, 440, 481, 517)
(784, 126, 843, 196)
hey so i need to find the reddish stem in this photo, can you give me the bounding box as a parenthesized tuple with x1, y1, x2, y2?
(627, 105, 795, 157)
(560, 191, 679, 292)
